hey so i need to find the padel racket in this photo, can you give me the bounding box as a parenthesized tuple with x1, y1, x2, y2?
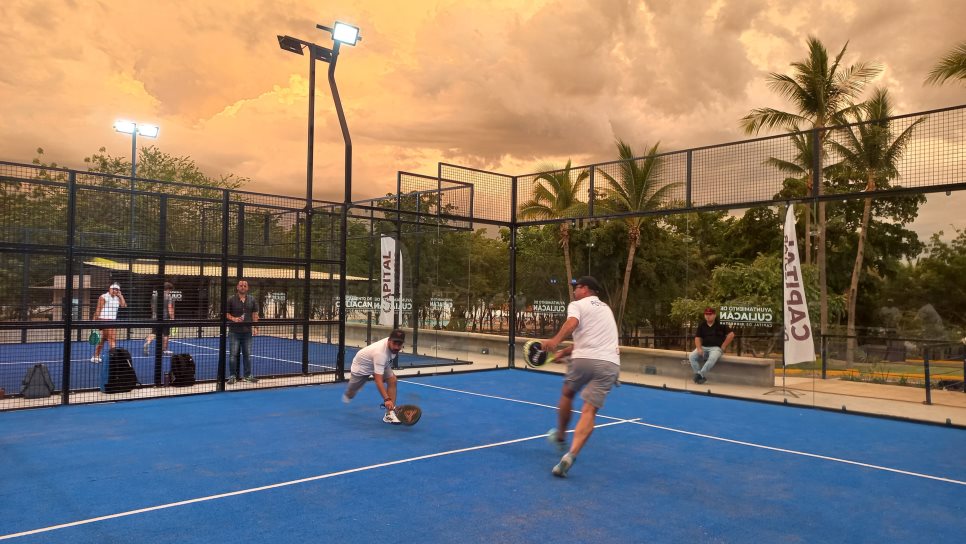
(394, 404, 422, 426)
(88, 330, 101, 346)
(522, 340, 555, 368)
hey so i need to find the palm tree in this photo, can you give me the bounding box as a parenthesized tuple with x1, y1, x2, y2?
(598, 139, 682, 330)
(518, 160, 589, 301)
(925, 41, 966, 86)
(740, 36, 881, 339)
(828, 88, 924, 363)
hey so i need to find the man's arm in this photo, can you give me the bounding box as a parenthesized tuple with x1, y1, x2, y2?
(721, 330, 735, 351)
(373, 373, 393, 410)
(542, 317, 579, 353)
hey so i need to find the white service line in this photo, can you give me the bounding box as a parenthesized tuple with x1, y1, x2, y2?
(0, 418, 637, 541)
(401, 379, 966, 487)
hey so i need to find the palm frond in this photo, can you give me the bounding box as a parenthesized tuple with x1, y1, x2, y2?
(925, 42, 966, 86)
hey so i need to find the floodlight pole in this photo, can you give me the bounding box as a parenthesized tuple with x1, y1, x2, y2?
(325, 38, 352, 384)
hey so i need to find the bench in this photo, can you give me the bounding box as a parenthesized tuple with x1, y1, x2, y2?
(619, 346, 775, 387)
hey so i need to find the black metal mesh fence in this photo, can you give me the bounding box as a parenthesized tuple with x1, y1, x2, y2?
(0, 164, 343, 409)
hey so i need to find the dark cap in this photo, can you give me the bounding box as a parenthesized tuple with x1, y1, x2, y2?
(389, 329, 406, 343)
(572, 276, 603, 294)
(704, 307, 717, 315)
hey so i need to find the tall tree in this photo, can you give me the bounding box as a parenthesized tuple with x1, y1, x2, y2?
(518, 160, 588, 301)
(740, 36, 881, 340)
(828, 88, 925, 362)
(597, 140, 682, 330)
(925, 41, 966, 86)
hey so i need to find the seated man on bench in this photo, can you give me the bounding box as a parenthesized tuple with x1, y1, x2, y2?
(689, 307, 734, 384)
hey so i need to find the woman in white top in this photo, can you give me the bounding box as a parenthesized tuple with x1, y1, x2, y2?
(91, 282, 127, 363)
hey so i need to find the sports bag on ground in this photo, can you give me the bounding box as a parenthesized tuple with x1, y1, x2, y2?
(168, 353, 196, 387)
(103, 347, 138, 394)
(21, 364, 55, 399)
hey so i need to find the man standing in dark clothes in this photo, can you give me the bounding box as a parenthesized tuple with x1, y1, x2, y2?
(226, 279, 259, 384)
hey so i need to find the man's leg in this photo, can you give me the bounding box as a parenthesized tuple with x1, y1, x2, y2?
(386, 373, 397, 405)
(568, 402, 599, 457)
(555, 384, 576, 443)
(228, 333, 240, 380)
(701, 347, 723, 376)
(242, 334, 254, 379)
(688, 349, 702, 374)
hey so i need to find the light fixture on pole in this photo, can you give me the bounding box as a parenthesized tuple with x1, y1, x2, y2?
(277, 21, 360, 382)
(113, 120, 159, 248)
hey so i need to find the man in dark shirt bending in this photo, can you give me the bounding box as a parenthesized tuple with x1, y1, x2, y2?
(689, 307, 734, 384)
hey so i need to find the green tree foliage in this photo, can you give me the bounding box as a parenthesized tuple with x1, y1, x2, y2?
(741, 36, 882, 338)
(880, 230, 966, 337)
(826, 88, 925, 362)
(518, 160, 589, 301)
(597, 140, 682, 331)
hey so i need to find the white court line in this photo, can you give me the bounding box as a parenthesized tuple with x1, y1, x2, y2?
(172, 339, 329, 370)
(0, 418, 637, 541)
(630, 420, 966, 486)
(402, 379, 966, 487)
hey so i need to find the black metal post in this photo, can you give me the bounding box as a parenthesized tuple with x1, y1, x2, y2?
(508, 175, 518, 368)
(61, 172, 78, 405)
(217, 190, 230, 390)
(923, 347, 932, 405)
(154, 195, 167, 386)
(302, 52, 316, 376)
(821, 334, 828, 379)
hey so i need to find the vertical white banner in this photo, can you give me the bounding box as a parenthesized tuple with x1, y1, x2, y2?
(379, 236, 395, 327)
(783, 205, 816, 365)
(397, 246, 404, 327)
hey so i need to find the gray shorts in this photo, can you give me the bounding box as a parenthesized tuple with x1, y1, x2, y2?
(345, 367, 395, 397)
(564, 358, 620, 409)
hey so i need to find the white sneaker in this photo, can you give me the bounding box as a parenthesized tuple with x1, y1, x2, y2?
(163, 350, 173, 356)
(383, 410, 402, 425)
(341, 393, 352, 404)
(90, 355, 101, 364)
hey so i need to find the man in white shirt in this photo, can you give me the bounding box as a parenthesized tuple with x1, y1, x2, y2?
(343, 329, 406, 424)
(540, 276, 620, 478)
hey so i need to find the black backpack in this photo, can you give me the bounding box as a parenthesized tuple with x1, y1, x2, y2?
(21, 364, 55, 399)
(168, 353, 196, 387)
(105, 347, 138, 394)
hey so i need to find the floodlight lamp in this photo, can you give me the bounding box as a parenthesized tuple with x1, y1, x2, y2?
(113, 120, 137, 134)
(137, 124, 160, 138)
(278, 35, 305, 55)
(331, 22, 360, 45)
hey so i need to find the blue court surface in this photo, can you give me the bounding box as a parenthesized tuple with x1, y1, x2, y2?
(1, 369, 963, 543)
(0, 337, 469, 391)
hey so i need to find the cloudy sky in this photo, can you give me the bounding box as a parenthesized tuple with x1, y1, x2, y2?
(1, 0, 963, 226)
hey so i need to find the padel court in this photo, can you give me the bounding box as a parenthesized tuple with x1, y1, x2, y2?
(0, 336, 469, 392)
(2, 369, 963, 543)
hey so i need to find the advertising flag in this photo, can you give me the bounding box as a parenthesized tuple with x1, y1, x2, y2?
(783, 205, 816, 365)
(379, 236, 396, 327)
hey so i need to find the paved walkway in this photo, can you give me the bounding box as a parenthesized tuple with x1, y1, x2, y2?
(403, 348, 966, 427)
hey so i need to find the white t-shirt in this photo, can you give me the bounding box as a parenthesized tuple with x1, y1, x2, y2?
(350, 337, 396, 376)
(98, 293, 121, 320)
(567, 295, 620, 365)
